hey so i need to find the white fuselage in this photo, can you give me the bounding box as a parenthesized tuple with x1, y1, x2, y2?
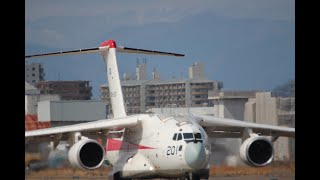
(105, 114, 211, 178)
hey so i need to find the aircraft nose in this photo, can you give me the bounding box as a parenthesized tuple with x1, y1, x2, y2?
(185, 142, 207, 169)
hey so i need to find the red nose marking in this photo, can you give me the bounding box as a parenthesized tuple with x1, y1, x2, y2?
(100, 39, 116, 48)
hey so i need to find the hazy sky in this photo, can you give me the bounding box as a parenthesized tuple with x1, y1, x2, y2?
(25, 0, 295, 99)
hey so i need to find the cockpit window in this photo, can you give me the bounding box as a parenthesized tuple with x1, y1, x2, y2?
(172, 133, 177, 140)
(183, 132, 203, 143)
(183, 133, 194, 139)
(194, 133, 202, 140)
(174, 132, 202, 142)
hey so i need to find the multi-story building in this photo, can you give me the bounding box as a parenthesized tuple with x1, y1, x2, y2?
(100, 78, 222, 116)
(145, 78, 222, 108)
(25, 63, 45, 86)
(36, 81, 92, 100)
(100, 62, 223, 116)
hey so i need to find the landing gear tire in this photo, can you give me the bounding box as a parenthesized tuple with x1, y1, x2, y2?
(113, 172, 130, 180)
(191, 174, 200, 180)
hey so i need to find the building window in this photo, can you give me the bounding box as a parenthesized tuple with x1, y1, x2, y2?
(32, 74, 35, 77)
(32, 67, 35, 71)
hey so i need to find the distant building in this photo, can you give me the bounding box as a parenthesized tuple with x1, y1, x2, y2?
(145, 78, 222, 109)
(36, 81, 92, 100)
(100, 62, 222, 116)
(208, 90, 258, 120)
(146, 107, 214, 116)
(25, 63, 45, 86)
(25, 81, 60, 115)
(37, 100, 107, 127)
(101, 78, 222, 116)
(189, 62, 204, 79)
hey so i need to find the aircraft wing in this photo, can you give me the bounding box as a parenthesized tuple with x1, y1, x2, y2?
(25, 115, 139, 143)
(192, 114, 295, 138)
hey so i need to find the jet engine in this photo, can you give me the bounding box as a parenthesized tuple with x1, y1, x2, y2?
(239, 136, 274, 167)
(68, 139, 105, 170)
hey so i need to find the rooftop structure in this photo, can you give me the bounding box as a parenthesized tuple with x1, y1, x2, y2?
(25, 114, 51, 131)
(189, 61, 204, 79)
(136, 59, 147, 80)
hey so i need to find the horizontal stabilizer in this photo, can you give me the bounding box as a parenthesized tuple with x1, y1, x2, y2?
(25, 47, 103, 58)
(117, 46, 184, 57)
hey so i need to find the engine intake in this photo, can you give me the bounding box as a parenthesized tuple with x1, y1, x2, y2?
(68, 139, 105, 170)
(240, 136, 274, 167)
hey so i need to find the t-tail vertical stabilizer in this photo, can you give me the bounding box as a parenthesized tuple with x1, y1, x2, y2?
(100, 40, 126, 118)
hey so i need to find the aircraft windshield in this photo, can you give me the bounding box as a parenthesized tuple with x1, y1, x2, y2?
(173, 132, 202, 142)
(182, 132, 203, 143)
(194, 133, 202, 139)
(183, 133, 194, 139)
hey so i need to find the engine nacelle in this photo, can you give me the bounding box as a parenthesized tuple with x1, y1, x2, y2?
(68, 139, 105, 170)
(240, 136, 274, 167)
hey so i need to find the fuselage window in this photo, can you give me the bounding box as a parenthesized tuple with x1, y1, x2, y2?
(177, 133, 182, 140)
(173, 133, 177, 140)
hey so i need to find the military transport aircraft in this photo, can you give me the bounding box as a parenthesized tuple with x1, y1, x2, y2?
(25, 39, 295, 180)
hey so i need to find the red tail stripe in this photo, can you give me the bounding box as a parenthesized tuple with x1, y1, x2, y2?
(106, 139, 155, 151)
